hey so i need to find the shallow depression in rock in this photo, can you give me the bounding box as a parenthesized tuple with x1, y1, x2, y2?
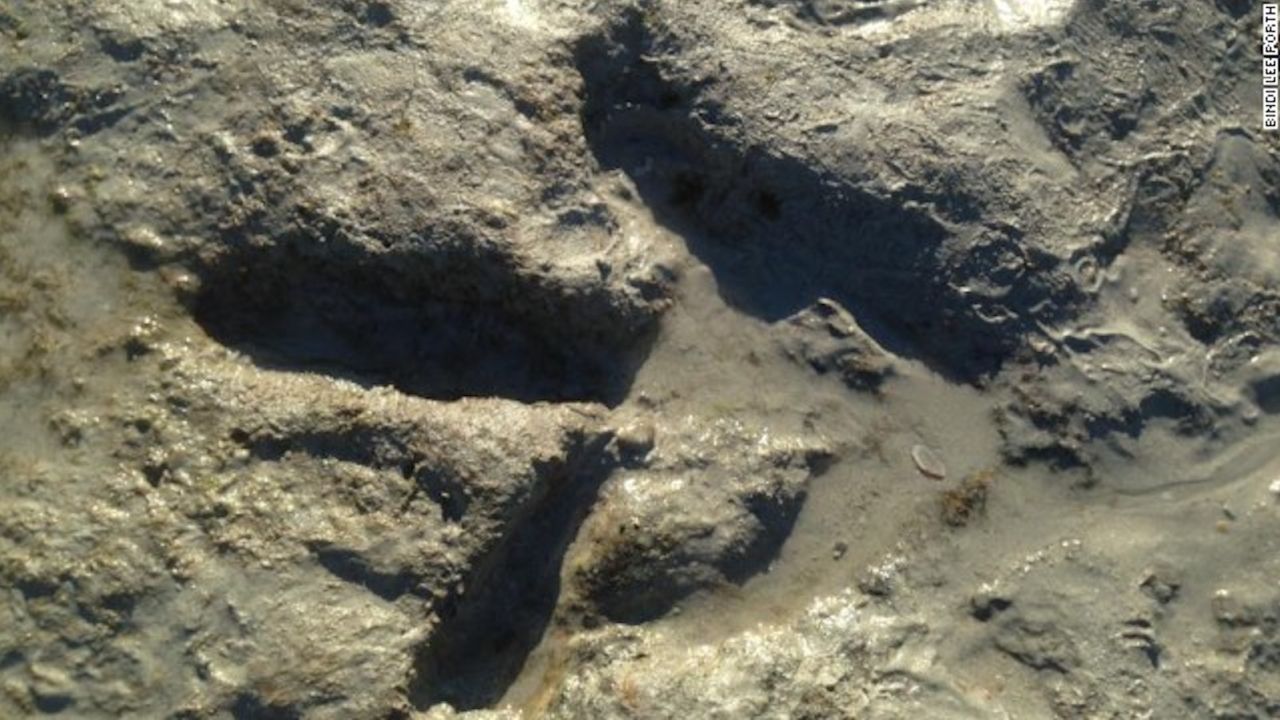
(191, 242, 649, 406)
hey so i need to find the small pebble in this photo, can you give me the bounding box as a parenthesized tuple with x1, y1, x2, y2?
(1269, 478, 1280, 497)
(911, 443, 947, 480)
(832, 541, 848, 560)
(615, 420, 655, 456)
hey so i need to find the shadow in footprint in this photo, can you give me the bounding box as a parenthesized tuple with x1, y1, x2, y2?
(574, 10, 1066, 382)
(193, 239, 648, 406)
(409, 437, 616, 710)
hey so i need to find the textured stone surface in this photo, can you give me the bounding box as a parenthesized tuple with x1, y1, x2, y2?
(2, 0, 1278, 718)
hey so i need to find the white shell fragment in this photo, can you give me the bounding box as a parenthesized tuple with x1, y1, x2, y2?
(911, 444, 947, 480)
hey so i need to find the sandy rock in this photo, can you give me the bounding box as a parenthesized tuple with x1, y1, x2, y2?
(2, 0, 1277, 718)
(565, 416, 833, 624)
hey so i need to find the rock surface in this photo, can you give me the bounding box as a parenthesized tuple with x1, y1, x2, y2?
(2, 0, 1278, 718)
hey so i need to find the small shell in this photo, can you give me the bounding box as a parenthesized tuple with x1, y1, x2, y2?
(911, 444, 947, 480)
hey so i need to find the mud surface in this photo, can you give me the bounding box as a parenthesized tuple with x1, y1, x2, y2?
(2, 1, 1279, 718)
